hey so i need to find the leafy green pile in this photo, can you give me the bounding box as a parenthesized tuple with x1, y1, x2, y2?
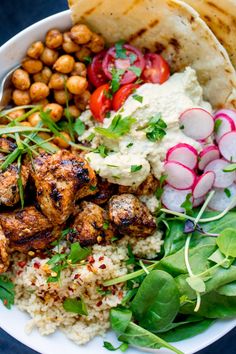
(104, 194, 236, 353)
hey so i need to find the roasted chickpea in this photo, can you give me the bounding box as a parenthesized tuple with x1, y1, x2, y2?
(20, 121, 32, 127)
(33, 67, 52, 84)
(45, 29, 63, 49)
(62, 32, 80, 53)
(29, 82, 50, 102)
(71, 24, 92, 45)
(12, 69, 30, 90)
(67, 105, 80, 119)
(75, 47, 91, 62)
(48, 73, 67, 90)
(37, 98, 49, 106)
(87, 33, 105, 53)
(54, 90, 71, 105)
(53, 55, 75, 74)
(38, 132, 51, 140)
(43, 103, 63, 122)
(71, 62, 87, 77)
(22, 58, 43, 74)
(53, 132, 71, 148)
(66, 76, 88, 95)
(74, 90, 91, 110)
(27, 41, 44, 59)
(28, 112, 41, 126)
(40, 47, 59, 66)
(12, 90, 31, 106)
(8, 108, 25, 120)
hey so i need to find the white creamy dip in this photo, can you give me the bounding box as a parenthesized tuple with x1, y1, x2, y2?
(82, 67, 212, 186)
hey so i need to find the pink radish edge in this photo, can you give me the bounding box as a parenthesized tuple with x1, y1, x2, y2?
(214, 114, 235, 143)
(192, 171, 215, 199)
(215, 109, 236, 126)
(166, 143, 198, 169)
(218, 131, 236, 163)
(198, 145, 220, 171)
(164, 161, 196, 190)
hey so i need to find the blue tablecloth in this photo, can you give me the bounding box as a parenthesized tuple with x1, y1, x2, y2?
(0, 0, 235, 353)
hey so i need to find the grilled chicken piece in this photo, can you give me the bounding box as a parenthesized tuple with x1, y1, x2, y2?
(88, 177, 117, 205)
(118, 174, 159, 196)
(70, 201, 114, 246)
(109, 194, 157, 237)
(0, 163, 29, 207)
(0, 206, 59, 252)
(30, 150, 97, 224)
(0, 138, 16, 153)
(0, 225, 9, 273)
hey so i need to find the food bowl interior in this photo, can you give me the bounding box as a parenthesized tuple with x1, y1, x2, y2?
(0, 9, 235, 354)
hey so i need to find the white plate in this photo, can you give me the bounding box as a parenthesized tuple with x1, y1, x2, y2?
(0, 9, 235, 354)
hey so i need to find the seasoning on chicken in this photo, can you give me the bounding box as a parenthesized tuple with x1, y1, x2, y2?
(109, 194, 157, 237)
(70, 201, 114, 246)
(30, 150, 97, 224)
(118, 174, 159, 196)
(0, 225, 9, 274)
(0, 163, 29, 207)
(0, 137, 16, 153)
(0, 206, 59, 252)
(88, 176, 117, 205)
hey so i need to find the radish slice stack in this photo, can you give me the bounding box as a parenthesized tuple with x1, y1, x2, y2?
(161, 108, 236, 212)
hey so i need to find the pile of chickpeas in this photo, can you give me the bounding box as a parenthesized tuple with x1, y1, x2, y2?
(10, 24, 105, 148)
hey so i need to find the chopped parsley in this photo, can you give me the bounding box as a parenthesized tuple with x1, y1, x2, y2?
(111, 68, 125, 93)
(96, 287, 112, 296)
(89, 185, 97, 191)
(115, 40, 127, 59)
(86, 133, 95, 142)
(214, 119, 222, 133)
(155, 174, 167, 199)
(83, 56, 92, 64)
(145, 113, 167, 142)
(103, 220, 110, 230)
(129, 53, 137, 64)
(224, 188, 231, 198)
(104, 88, 113, 99)
(129, 66, 142, 77)
(132, 94, 143, 103)
(126, 142, 133, 148)
(131, 165, 142, 173)
(181, 193, 193, 215)
(103, 341, 128, 352)
(63, 297, 88, 315)
(93, 144, 109, 158)
(0, 275, 15, 309)
(107, 164, 118, 168)
(74, 118, 85, 136)
(95, 114, 136, 139)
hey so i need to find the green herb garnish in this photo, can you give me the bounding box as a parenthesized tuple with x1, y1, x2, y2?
(95, 114, 136, 139)
(0, 275, 15, 309)
(93, 144, 109, 158)
(155, 174, 167, 199)
(103, 341, 128, 352)
(111, 68, 125, 93)
(63, 297, 88, 315)
(214, 119, 222, 133)
(115, 40, 127, 59)
(133, 94, 143, 103)
(224, 188, 231, 198)
(131, 165, 142, 173)
(145, 113, 167, 142)
(129, 66, 142, 77)
(74, 118, 85, 136)
(181, 194, 193, 215)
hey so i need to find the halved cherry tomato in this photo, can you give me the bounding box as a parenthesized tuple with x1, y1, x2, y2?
(87, 50, 108, 88)
(142, 53, 170, 84)
(112, 83, 140, 111)
(102, 44, 145, 85)
(89, 84, 112, 122)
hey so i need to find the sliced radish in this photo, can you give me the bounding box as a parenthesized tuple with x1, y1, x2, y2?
(218, 131, 236, 162)
(192, 171, 215, 199)
(179, 108, 214, 141)
(215, 109, 236, 126)
(205, 159, 235, 188)
(161, 185, 192, 212)
(164, 161, 196, 190)
(208, 184, 236, 211)
(166, 143, 198, 169)
(193, 196, 205, 208)
(198, 145, 220, 170)
(214, 115, 235, 143)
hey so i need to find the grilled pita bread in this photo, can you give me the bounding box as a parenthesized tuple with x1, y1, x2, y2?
(183, 0, 236, 68)
(68, 0, 236, 110)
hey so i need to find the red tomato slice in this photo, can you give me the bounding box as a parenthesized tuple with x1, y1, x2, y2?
(87, 50, 108, 88)
(142, 53, 170, 84)
(102, 44, 145, 85)
(112, 84, 140, 111)
(89, 84, 112, 122)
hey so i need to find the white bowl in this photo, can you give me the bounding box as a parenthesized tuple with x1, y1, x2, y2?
(0, 9, 235, 354)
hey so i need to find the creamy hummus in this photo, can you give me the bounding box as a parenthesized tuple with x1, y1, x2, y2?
(82, 67, 212, 186)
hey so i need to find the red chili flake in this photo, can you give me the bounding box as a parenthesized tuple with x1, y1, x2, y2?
(99, 256, 104, 261)
(96, 300, 102, 307)
(74, 274, 80, 280)
(17, 271, 23, 276)
(18, 261, 27, 268)
(33, 262, 40, 269)
(118, 291, 123, 299)
(87, 264, 93, 272)
(88, 255, 95, 264)
(111, 288, 116, 295)
(3, 299, 8, 306)
(99, 264, 106, 269)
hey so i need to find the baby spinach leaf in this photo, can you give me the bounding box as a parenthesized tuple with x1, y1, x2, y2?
(216, 228, 236, 257)
(63, 297, 88, 315)
(0, 275, 15, 309)
(208, 249, 233, 269)
(118, 322, 184, 354)
(217, 281, 236, 296)
(186, 276, 206, 293)
(103, 341, 128, 352)
(180, 291, 236, 318)
(202, 211, 236, 233)
(110, 307, 132, 333)
(158, 319, 214, 342)
(131, 270, 180, 332)
(164, 220, 186, 256)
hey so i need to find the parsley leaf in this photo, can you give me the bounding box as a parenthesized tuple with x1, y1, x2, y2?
(131, 165, 142, 173)
(63, 297, 88, 315)
(84, 56, 92, 64)
(181, 193, 193, 214)
(74, 118, 85, 136)
(68, 242, 91, 264)
(95, 114, 136, 139)
(126, 142, 133, 148)
(132, 94, 143, 103)
(103, 341, 128, 352)
(86, 133, 95, 142)
(146, 113, 167, 142)
(214, 119, 222, 133)
(224, 188, 231, 198)
(129, 53, 137, 64)
(111, 68, 125, 93)
(155, 174, 167, 199)
(126, 244, 137, 266)
(93, 144, 109, 158)
(103, 220, 110, 230)
(129, 66, 142, 77)
(115, 40, 127, 59)
(0, 275, 15, 309)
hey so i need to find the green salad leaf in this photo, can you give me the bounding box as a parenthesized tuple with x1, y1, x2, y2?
(0, 275, 15, 309)
(63, 297, 88, 315)
(95, 115, 136, 139)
